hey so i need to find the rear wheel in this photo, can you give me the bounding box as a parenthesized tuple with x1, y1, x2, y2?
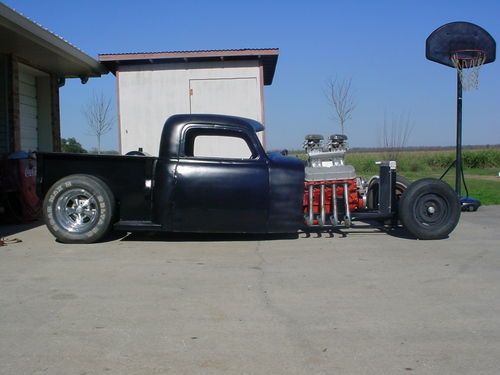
(398, 178, 460, 240)
(43, 175, 115, 243)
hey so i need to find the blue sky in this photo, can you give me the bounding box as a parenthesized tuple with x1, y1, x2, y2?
(5, 0, 500, 151)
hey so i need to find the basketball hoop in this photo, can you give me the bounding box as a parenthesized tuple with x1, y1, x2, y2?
(450, 49, 486, 90)
(426, 22, 496, 202)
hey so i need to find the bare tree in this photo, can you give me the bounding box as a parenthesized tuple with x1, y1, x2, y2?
(324, 77, 356, 135)
(380, 111, 414, 160)
(83, 92, 113, 154)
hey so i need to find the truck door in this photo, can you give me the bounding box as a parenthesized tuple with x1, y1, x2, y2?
(172, 125, 269, 232)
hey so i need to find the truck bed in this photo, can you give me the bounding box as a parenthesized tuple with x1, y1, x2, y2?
(36, 152, 157, 222)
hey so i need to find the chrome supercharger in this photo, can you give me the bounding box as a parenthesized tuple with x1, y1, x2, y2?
(302, 134, 397, 229)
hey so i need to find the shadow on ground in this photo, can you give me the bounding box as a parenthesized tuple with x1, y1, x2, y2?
(119, 231, 299, 243)
(1, 221, 440, 243)
(113, 222, 421, 243)
(301, 221, 422, 240)
(330, 221, 451, 241)
(1, 220, 44, 237)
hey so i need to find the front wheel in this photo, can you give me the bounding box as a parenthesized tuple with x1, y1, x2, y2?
(398, 178, 460, 240)
(366, 175, 411, 210)
(43, 174, 115, 243)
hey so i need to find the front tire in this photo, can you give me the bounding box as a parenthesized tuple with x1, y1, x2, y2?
(366, 175, 411, 210)
(398, 178, 460, 240)
(43, 174, 115, 243)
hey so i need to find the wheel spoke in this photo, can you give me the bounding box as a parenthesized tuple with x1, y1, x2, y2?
(76, 213, 84, 225)
(65, 206, 77, 215)
(81, 198, 91, 208)
(82, 208, 96, 218)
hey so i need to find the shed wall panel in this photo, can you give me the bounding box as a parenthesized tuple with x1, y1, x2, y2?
(117, 60, 264, 155)
(189, 78, 259, 119)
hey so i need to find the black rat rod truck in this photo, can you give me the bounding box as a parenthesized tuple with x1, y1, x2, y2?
(37, 114, 460, 243)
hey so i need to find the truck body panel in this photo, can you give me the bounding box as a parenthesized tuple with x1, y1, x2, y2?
(37, 114, 306, 234)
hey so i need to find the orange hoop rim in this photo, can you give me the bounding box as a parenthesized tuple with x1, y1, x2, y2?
(450, 49, 486, 66)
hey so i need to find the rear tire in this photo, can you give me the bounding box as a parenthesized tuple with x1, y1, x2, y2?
(398, 178, 460, 240)
(43, 174, 115, 243)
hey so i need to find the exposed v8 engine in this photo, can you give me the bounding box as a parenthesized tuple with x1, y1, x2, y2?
(302, 134, 364, 227)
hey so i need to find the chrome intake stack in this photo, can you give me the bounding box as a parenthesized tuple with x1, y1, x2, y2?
(304, 134, 355, 182)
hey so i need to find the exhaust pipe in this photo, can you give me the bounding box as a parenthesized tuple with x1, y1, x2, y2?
(331, 183, 338, 225)
(343, 182, 351, 227)
(308, 184, 314, 225)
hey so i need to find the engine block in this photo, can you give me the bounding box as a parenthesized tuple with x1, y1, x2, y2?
(302, 134, 363, 227)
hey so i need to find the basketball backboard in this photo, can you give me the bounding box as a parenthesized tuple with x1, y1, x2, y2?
(426, 21, 496, 68)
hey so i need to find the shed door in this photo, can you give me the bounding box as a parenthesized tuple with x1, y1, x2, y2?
(189, 77, 263, 147)
(19, 67, 38, 151)
(189, 78, 261, 120)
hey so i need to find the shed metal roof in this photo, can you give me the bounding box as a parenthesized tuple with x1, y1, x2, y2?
(0, 3, 106, 78)
(99, 48, 279, 85)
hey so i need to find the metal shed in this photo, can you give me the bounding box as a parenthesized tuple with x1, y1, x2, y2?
(99, 48, 279, 155)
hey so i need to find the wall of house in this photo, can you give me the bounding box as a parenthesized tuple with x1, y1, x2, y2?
(0, 54, 8, 154)
(0, 58, 60, 154)
(117, 60, 264, 155)
(36, 76, 53, 151)
(18, 64, 39, 151)
(16, 63, 56, 152)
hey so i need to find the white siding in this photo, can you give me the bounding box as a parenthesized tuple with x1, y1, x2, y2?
(117, 60, 264, 156)
(0, 55, 8, 154)
(19, 68, 38, 151)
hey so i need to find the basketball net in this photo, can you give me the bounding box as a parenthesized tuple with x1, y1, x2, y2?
(450, 50, 486, 91)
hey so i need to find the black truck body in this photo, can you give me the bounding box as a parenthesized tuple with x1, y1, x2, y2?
(37, 114, 305, 240)
(37, 114, 460, 243)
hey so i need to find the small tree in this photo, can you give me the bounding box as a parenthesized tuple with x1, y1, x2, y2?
(324, 77, 356, 135)
(83, 92, 113, 154)
(380, 111, 414, 160)
(61, 137, 87, 153)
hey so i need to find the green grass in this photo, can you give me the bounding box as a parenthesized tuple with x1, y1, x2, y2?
(399, 172, 500, 205)
(345, 148, 500, 175)
(295, 149, 500, 205)
(356, 150, 500, 206)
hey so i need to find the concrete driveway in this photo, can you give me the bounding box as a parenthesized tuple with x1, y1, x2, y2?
(1, 206, 499, 375)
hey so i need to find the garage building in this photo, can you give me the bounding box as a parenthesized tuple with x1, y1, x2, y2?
(99, 49, 279, 155)
(0, 3, 106, 222)
(0, 3, 106, 155)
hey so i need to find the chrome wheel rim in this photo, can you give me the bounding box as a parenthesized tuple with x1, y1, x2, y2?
(54, 188, 99, 233)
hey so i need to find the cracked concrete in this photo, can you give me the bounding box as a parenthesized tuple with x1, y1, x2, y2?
(1, 206, 500, 374)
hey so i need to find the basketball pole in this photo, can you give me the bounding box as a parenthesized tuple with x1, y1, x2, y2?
(455, 71, 463, 196)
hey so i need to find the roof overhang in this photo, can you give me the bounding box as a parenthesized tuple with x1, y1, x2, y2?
(99, 48, 279, 85)
(0, 3, 107, 78)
